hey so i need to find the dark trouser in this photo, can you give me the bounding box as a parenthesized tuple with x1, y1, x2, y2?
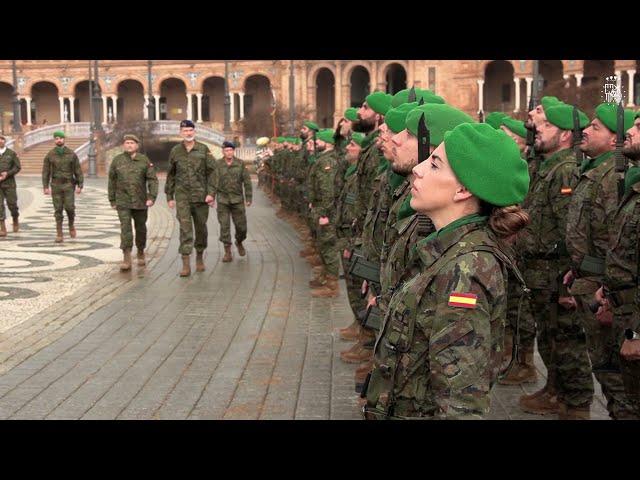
(217, 201, 247, 245)
(0, 184, 19, 221)
(117, 208, 148, 251)
(51, 182, 75, 224)
(177, 201, 209, 255)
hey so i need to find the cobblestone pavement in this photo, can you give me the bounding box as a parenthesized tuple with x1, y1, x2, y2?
(0, 177, 611, 419)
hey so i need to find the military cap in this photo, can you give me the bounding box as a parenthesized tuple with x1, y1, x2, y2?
(365, 91, 393, 115)
(405, 104, 476, 146)
(485, 112, 509, 129)
(123, 134, 140, 144)
(444, 123, 529, 206)
(391, 88, 445, 108)
(350, 132, 365, 146)
(593, 103, 636, 133)
(179, 119, 195, 128)
(222, 141, 236, 149)
(545, 104, 589, 130)
(385, 102, 419, 134)
(316, 129, 336, 144)
(344, 108, 358, 122)
(276, 137, 286, 143)
(540, 96, 562, 112)
(53, 130, 65, 138)
(500, 117, 527, 138)
(304, 121, 320, 131)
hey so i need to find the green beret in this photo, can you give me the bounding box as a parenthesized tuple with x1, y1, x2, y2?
(390, 88, 445, 108)
(444, 123, 529, 206)
(276, 137, 285, 143)
(540, 96, 562, 112)
(385, 102, 419, 134)
(500, 117, 527, 139)
(365, 91, 393, 115)
(485, 112, 509, 129)
(405, 104, 476, 146)
(545, 104, 589, 131)
(344, 108, 358, 122)
(123, 134, 140, 144)
(594, 103, 636, 133)
(316, 129, 336, 144)
(304, 121, 319, 132)
(350, 132, 365, 146)
(53, 130, 65, 138)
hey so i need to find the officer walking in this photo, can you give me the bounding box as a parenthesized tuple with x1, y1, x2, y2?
(0, 134, 21, 236)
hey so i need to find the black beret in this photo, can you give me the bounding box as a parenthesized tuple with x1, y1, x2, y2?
(222, 141, 236, 149)
(180, 119, 195, 128)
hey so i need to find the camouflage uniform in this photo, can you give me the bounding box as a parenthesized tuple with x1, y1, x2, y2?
(566, 151, 636, 418)
(309, 148, 339, 277)
(603, 178, 640, 417)
(353, 131, 383, 238)
(517, 147, 594, 408)
(165, 141, 217, 255)
(365, 218, 517, 419)
(42, 146, 83, 224)
(0, 147, 21, 222)
(108, 152, 158, 251)
(215, 156, 252, 245)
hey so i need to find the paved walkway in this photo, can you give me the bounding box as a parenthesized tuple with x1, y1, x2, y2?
(0, 177, 611, 419)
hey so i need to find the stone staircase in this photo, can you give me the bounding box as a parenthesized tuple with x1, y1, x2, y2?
(18, 138, 88, 175)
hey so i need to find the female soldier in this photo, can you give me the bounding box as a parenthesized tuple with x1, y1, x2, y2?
(363, 122, 530, 419)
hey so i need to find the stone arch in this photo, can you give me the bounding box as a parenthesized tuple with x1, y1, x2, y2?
(30, 81, 60, 124)
(483, 60, 516, 112)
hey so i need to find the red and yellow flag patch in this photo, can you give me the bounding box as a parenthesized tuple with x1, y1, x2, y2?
(448, 292, 478, 309)
(560, 187, 572, 195)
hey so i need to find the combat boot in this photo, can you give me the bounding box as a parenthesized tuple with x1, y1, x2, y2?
(12, 217, 19, 233)
(518, 384, 559, 415)
(499, 346, 538, 385)
(311, 275, 339, 298)
(340, 340, 374, 364)
(68, 218, 77, 238)
(558, 403, 591, 420)
(55, 222, 64, 243)
(137, 249, 146, 267)
(120, 249, 132, 272)
(501, 332, 513, 370)
(222, 244, 233, 262)
(236, 241, 246, 257)
(339, 319, 361, 341)
(179, 255, 191, 277)
(196, 251, 205, 272)
(306, 254, 323, 267)
(355, 360, 373, 380)
(0, 220, 6, 237)
(309, 271, 326, 288)
(299, 245, 315, 257)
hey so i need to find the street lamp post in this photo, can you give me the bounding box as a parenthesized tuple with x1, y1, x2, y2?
(147, 60, 154, 121)
(289, 60, 295, 134)
(11, 60, 22, 134)
(87, 60, 97, 178)
(224, 61, 231, 135)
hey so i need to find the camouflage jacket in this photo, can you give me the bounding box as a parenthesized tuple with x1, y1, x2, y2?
(566, 151, 617, 294)
(308, 149, 338, 219)
(42, 146, 83, 189)
(353, 131, 383, 236)
(380, 177, 412, 265)
(361, 168, 392, 264)
(516, 147, 579, 290)
(335, 164, 358, 243)
(108, 152, 158, 209)
(604, 180, 640, 338)
(165, 141, 216, 203)
(0, 147, 21, 188)
(215, 157, 252, 204)
(379, 200, 435, 313)
(366, 218, 514, 419)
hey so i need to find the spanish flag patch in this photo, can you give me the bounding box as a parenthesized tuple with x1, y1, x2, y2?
(448, 292, 478, 309)
(560, 187, 572, 195)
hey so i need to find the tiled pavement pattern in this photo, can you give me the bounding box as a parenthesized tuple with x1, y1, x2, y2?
(0, 178, 610, 419)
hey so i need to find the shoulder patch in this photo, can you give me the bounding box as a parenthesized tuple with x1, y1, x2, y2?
(560, 186, 572, 195)
(448, 292, 478, 309)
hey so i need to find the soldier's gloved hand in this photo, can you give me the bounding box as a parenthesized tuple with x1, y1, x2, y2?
(319, 216, 329, 225)
(621, 338, 640, 361)
(205, 195, 214, 206)
(43, 188, 51, 195)
(76, 187, 82, 194)
(146, 200, 154, 207)
(168, 200, 176, 209)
